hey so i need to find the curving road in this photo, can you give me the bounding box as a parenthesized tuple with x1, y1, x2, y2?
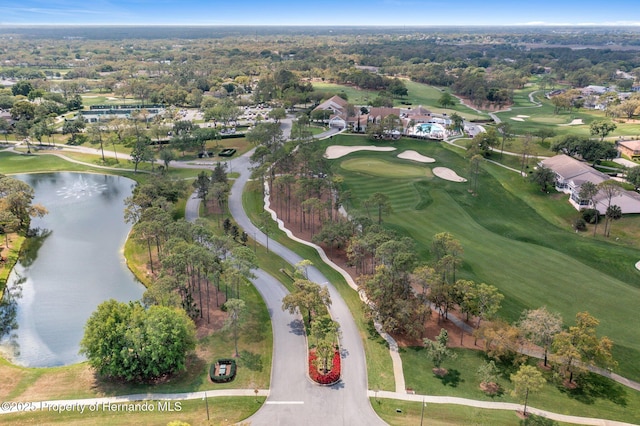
(186, 146, 385, 425)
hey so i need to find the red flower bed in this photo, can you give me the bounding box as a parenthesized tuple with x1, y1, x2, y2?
(309, 349, 341, 385)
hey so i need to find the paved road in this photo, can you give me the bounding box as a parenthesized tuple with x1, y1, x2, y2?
(223, 149, 385, 425)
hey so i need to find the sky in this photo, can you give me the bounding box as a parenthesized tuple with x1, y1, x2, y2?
(3, 0, 640, 26)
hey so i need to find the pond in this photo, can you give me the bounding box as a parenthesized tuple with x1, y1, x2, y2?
(0, 172, 145, 367)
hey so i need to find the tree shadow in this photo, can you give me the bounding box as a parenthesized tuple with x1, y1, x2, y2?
(239, 350, 263, 372)
(558, 373, 627, 406)
(288, 319, 305, 335)
(435, 369, 462, 388)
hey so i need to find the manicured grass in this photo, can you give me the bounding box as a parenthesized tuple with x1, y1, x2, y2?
(323, 134, 640, 382)
(493, 86, 640, 140)
(401, 347, 640, 424)
(0, 151, 97, 174)
(372, 399, 572, 426)
(0, 396, 264, 425)
(312, 80, 488, 121)
(340, 157, 433, 178)
(402, 80, 488, 121)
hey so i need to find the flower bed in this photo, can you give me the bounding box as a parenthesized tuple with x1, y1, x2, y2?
(309, 349, 341, 385)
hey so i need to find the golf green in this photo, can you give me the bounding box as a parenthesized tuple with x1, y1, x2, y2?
(340, 158, 433, 178)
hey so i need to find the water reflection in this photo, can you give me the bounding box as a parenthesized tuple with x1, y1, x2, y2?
(0, 173, 145, 367)
(18, 228, 51, 268)
(0, 274, 24, 355)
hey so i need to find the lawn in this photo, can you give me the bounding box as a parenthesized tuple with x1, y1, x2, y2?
(0, 396, 264, 425)
(322, 134, 640, 382)
(401, 347, 640, 424)
(373, 399, 573, 426)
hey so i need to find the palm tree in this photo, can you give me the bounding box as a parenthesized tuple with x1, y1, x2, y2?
(604, 204, 622, 237)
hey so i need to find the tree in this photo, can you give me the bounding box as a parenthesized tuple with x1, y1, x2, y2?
(475, 320, 525, 365)
(510, 365, 546, 417)
(533, 128, 556, 146)
(476, 360, 501, 390)
(589, 119, 617, 141)
(449, 112, 464, 134)
(518, 307, 563, 367)
(268, 107, 286, 123)
(497, 122, 513, 159)
(192, 171, 211, 202)
(80, 300, 196, 382)
(551, 311, 616, 384)
(626, 166, 640, 189)
(87, 122, 106, 162)
(529, 165, 555, 192)
(159, 148, 176, 170)
(222, 298, 246, 357)
(0, 174, 48, 229)
(604, 204, 622, 238)
(310, 314, 339, 347)
(469, 128, 499, 157)
(438, 92, 456, 108)
(578, 181, 600, 236)
(364, 192, 392, 224)
(128, 137, 153, 173)
(0, 210, 20, 248)
(597, 180, 621, 236)
(469, 154, 483, 194)
(472, 283, 504, 328)
(282, 279, 331, 329)
(423, 328, 456, 375)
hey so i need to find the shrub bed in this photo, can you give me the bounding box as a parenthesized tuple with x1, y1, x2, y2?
(209, 358, 237, 383)
(309, 349, 341, 385)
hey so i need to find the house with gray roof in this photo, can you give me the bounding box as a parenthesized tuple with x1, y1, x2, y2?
(540, 154, 640, 214)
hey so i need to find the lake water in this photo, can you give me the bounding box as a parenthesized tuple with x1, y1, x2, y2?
(0, 172, 145, 367)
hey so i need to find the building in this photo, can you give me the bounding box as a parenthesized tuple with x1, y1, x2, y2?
(540, 154, 640, 214)
(617, 140, 640, 160)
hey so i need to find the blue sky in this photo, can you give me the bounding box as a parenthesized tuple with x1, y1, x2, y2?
(3, 0, 640, 26)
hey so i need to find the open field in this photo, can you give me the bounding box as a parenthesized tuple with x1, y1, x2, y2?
(312, 81, 488, 121)
(323, 134, 640, 382)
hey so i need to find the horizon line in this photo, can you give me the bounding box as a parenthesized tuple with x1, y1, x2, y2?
(2, 23, 640, 28)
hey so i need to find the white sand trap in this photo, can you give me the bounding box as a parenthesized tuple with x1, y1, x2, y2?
(397, 150, 436, 163)
(516, 115, 530, 118)
(510, 117, 525, 122)
(568, 119, 583, 125)
(635, 260, 640, 271)
(433, 167, 467, 182)
(324, 145, 396, 159)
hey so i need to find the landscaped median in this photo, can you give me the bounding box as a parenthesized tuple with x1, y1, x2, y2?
(309, 347, 341, 385)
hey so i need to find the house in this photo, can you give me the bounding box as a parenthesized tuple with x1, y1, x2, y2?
(313, 95, 349, 129)
(540, 154, 640, 214)
(617, 140, 640, 160)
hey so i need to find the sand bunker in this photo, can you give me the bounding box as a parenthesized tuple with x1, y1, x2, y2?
(397, 150, 436, 163)
(433, 167, 467, 182)
(516, 115, 530, 118)
(510, 117, 525, 122)
(567, 119, 584, 125)
(324, 145, 396, 159)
